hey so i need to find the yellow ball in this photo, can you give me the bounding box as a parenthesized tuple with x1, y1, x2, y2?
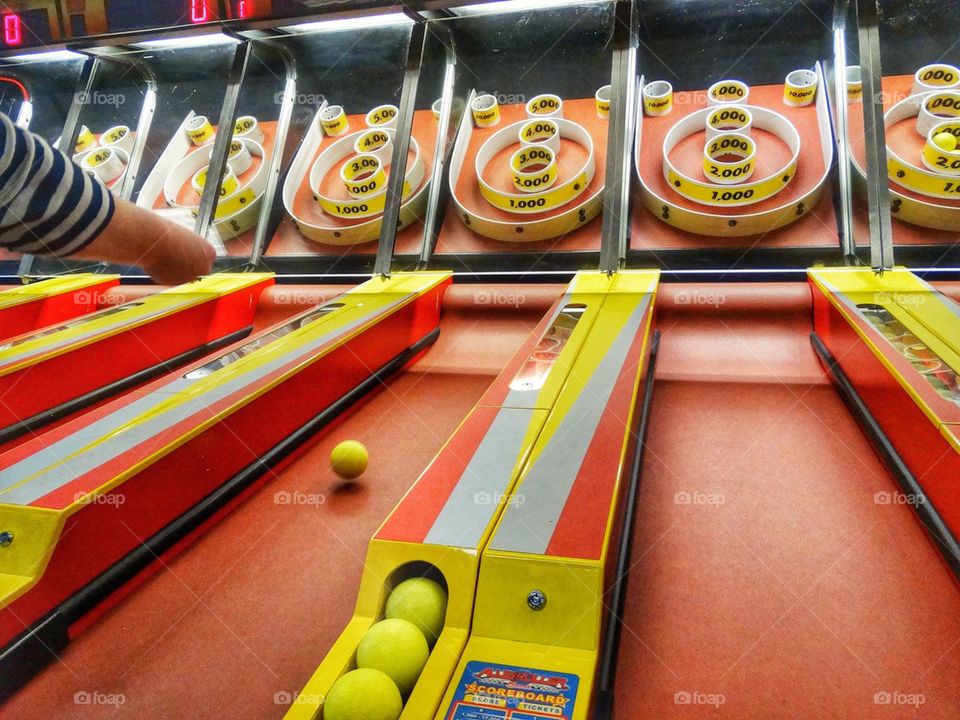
(356, 619, 429, 696)
(330, 440, 368, 479)
(385, 578, 448, 646)
(933, 131, 958, 151)
(324, 668, 402, 720)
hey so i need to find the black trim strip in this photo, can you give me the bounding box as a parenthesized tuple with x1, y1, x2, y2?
(0, 327, 440, 701)
(594, 329, 660, 719)
(0, 325, 254, 446)
(811, 332, 960, 580)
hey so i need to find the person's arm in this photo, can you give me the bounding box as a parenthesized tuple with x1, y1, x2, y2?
(69, 200, 216, 285)
(0, 113, 214, 284)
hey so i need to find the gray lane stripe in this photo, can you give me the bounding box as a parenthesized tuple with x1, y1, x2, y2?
(0, 297, 409, 505)
(0, 389, 192, 495)
(0, 295, 199, 371)
(489, 296, 651, 555)
(423, 407, 538, 549)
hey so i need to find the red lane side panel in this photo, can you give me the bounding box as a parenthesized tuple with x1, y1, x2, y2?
(0, 280, 271, 430)
(0, 289, 444, 649)
(0, 278, 119, 342)
(811, 284, 960, 544)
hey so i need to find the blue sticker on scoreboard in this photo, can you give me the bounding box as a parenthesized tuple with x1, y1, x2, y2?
(446, 660, 579, 719)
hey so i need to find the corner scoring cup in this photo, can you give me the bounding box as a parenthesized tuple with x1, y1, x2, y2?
(595, 84, 611, 119)
(643, 81, 673, 116)
(185, 115, 215, 146)
(783, 68, 818, 107)
(471, 94, 500, 128)
(319, 105, 349, 137)
(846, 65, 863, 103)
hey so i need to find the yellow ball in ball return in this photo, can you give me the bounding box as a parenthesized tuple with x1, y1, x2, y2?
(357, 618, 429, 696)
(385, 577, 448, 646)
(330, 440, 368, 479)
(933, 131, 958, 152)
(323, 668, 402, 720)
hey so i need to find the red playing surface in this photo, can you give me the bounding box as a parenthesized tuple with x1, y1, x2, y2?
(631, 83, 840, 250)
(267, 110, 437, 258)
(613, 283, 960, 719)
(2, 283, 959, 719)
(434, 97, 607, 255)
(848, 74, 960, 246)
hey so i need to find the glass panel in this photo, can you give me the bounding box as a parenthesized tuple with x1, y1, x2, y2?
(28, 36, 239, 277)
(85, 37, 238, 204)
(186, 39, 292, 261)
(0, 50, 85, 270)
(183, 301, 345, 379)
(629, 0, 840, 271)
(421, 2, 617, 275)
(858, 303, 960, 405)
(0, 50, 85, 142)
(508, 304, 585, 392)
(256, 17, 415, 275)
(874, 1, 960, 268)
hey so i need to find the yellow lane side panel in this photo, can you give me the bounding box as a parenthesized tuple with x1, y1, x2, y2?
(0, 274, 120, 310)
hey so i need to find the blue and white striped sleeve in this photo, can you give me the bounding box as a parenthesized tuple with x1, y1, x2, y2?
(0, 112, 115, 257)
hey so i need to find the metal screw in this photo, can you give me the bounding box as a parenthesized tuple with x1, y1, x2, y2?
(0, 531, 13, 548)
(527, 589, 547, 611)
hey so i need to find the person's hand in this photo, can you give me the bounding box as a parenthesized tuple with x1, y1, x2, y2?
(71, 196, 216, 285)
(136, 220, 217, 285)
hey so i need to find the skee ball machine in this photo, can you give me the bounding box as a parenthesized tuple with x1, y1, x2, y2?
(0, 1, 957, 719)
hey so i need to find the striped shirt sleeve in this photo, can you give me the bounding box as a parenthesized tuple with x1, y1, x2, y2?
(0, 112, 115, 257)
